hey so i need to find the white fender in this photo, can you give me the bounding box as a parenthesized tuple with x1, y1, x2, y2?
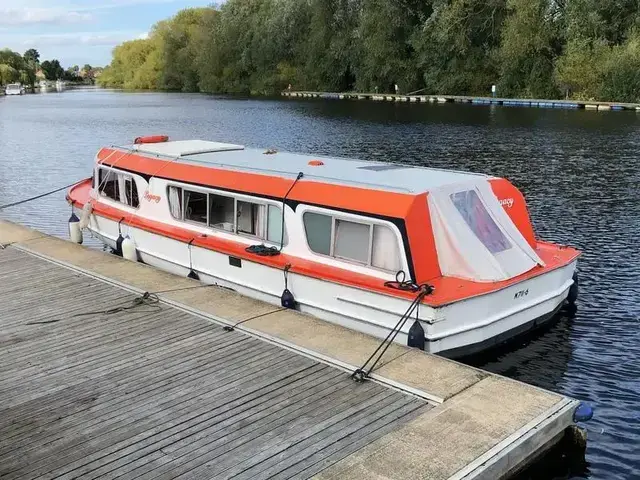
(78, 201, 93, 229)
(121, 235, 138, 262)
(68, 213, 83, 244)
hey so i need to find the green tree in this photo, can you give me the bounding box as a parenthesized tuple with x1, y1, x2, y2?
(354, 0, 429, 93)
(412, 0, 507, 95)
(497, 0, 561, 98)
(40, 59, 64, 80)
(23, 49, 39, 65)
(0, 64, 19, 84)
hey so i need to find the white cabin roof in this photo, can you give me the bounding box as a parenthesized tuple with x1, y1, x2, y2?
(123, 139, 489, 194)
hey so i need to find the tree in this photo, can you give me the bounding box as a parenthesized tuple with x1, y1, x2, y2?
(412, 0, 507, 95)
(497, 0, 561, 98)
(354, 0, 429, 93)
(23, 48, 39, 65)
(40, 59, 64, 80)
(22, 48, 39, 88)
(0, 64, 19, 84)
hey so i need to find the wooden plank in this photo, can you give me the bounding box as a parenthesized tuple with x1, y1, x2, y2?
(49, 366, 343, 480)
(0, 248, 428, 480)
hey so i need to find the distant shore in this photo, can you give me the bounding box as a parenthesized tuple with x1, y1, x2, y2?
(282, 91, 640, 112)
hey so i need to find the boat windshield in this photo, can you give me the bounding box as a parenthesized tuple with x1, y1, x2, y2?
(6, 84, 20, 89)
(428, 180, 543, 282)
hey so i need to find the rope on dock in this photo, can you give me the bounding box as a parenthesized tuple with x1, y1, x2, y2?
(351, 284, 433, 382)
(0, 181, 82, 210)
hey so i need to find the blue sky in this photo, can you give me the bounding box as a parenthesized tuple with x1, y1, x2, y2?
(0, 0, 213, 68)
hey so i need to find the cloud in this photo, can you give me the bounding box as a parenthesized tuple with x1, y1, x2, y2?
(0, 7, 93, 26)
(3, 30, 148, 48)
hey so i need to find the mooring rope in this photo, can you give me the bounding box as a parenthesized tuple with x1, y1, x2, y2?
(351, 283, 433, 382)
(0, 181, 83, 210)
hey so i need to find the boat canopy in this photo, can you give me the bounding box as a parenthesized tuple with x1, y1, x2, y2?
(428, 179, 543, 282)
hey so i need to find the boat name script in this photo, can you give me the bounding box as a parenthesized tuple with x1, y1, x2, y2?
(143, 191, 161, 203)
(499, 197, 514, 208)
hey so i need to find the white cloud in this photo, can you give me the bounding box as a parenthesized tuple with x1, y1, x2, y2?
(137, 32, 149, 40)
(0, 7, 93, 26)
(8, 30, 148, 47)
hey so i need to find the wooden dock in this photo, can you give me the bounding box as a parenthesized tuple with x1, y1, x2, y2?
(0, 220, 584, 479)
(282, 90, 640, 112)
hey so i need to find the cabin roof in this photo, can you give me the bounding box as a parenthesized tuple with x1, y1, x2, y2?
(125, 140, 488, 194)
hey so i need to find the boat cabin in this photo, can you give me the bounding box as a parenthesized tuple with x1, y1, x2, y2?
(88, 140, 543, 287)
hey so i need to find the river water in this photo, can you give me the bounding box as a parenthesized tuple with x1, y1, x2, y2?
(1, 88, 638, 479)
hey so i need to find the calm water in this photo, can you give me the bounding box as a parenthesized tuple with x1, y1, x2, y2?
(1, 89, 639, 479)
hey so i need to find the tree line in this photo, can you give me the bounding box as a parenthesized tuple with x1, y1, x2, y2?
(0, 48, 99, 87)
(98, 0, 640, 102)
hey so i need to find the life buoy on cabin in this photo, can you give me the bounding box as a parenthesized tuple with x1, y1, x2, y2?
(134, 135, 169, 145)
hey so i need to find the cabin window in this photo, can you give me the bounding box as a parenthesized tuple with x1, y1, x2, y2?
(267, 205, 284, 244)
(184, 190, 208, 225)
(209, 193, 235, 232)
(123, 176, 139, 208)
(304, 211, 403, 271)
(334, 219, 370, 264)
(304, 212, 332, 255)
(237, 200, 266, 238)
(98, 169, 119, 201)
(372, 225, 401, 271)
(450, 190, 511, 254)
(168, 186, 182, 219)
(167, 184, 287, 244)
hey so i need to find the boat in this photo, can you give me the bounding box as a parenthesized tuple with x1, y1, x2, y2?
(66, 137, 580, 358)
(39, 80, 50, 93)
(5, 83, 23, 96)
(55, 79, 65, 92)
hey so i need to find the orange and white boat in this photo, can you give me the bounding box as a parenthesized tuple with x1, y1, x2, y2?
(67, 136, 580, 358)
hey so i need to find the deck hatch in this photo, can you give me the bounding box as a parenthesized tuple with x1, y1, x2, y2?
(132, 140, 244, 157)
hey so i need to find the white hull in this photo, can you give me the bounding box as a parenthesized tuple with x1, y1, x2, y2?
(82, 210, 577, 357)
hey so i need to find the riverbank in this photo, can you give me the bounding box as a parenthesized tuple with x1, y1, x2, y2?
(282, 91, 640, 112)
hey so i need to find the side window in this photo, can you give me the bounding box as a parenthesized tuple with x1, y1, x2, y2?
(237, 200, 266, 238)
(303, 212, 332, 255)
(123, 176, 139, 208)
(371, 224, 401, 271)
(165, 185, 287, 245)
(98, 168, 119, 201)
(209, 193, 235, 232)
(267, 204, 286, 244)
(334, 219, 370, 264)
(303, 210, 403, 272)
(168, 186, 183, 219)
(184, 190, 207, 224)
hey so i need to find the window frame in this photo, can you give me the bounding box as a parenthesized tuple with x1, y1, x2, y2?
(182, 187, 210, 227)
(301, 207, 403, 273)
(166, 182, 287, 245)
(96, 166, 140, 210)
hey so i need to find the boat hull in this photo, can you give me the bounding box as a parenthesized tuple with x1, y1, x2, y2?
(82, 210, 577, 358)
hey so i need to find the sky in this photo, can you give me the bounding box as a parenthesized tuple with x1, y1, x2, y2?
(0, 0, 213, 68)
